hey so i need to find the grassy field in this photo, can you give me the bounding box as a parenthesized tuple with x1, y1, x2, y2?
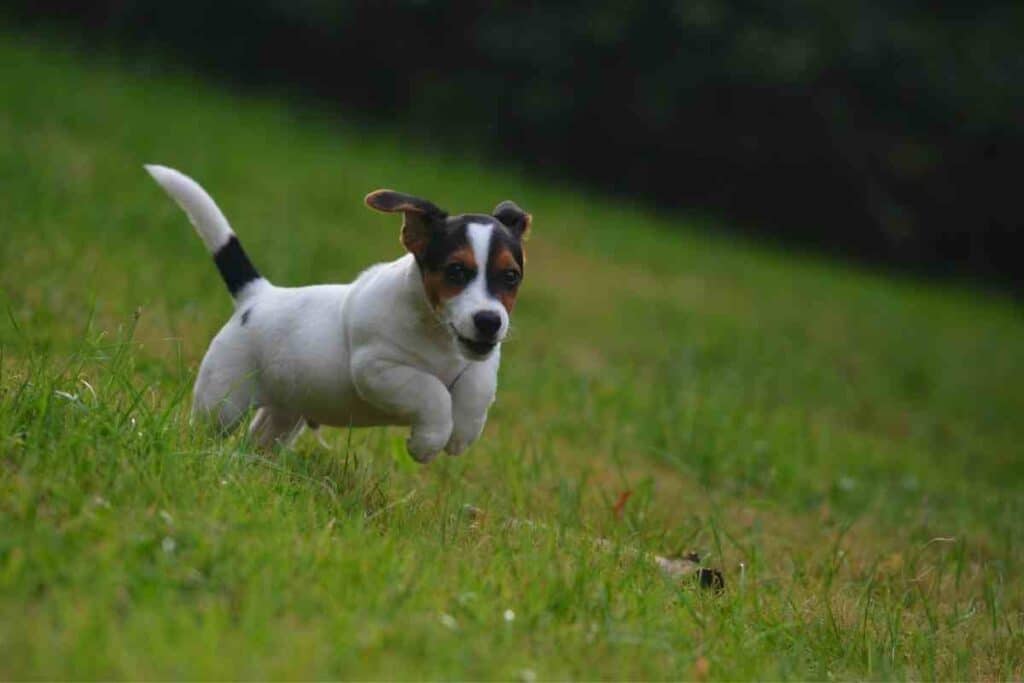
(2, 31, 1023, 680)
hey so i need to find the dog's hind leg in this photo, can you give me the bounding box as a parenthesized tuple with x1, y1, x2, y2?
(192, 364, 257, 432)
(191, 328, 259, 432)
(247, 407, 305, 449)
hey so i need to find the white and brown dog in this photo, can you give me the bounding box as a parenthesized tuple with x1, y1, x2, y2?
(146, 165, 530, 461)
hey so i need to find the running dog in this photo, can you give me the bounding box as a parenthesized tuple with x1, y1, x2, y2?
(145, 165, 530, 461)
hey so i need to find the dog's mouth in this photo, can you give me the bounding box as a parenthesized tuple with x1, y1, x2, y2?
(451, 326, 497, 358)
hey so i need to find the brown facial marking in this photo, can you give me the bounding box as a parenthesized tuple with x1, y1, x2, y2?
(421, 245, 477, 310)
(488, 245, 523, 313)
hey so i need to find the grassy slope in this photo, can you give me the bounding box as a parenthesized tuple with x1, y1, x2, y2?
(2, 32, 1023, 679)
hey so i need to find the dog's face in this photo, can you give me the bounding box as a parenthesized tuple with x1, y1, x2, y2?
(365, 191, 530, 361)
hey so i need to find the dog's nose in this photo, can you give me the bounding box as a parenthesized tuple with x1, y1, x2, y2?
(473, 311, 502, 339)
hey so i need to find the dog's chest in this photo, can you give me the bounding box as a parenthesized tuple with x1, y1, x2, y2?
(251, 291, 473, 426)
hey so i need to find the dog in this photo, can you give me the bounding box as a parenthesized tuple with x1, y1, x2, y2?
(145, 165, 530, 461)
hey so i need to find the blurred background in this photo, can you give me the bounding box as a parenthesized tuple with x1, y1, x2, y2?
(5, 0, 1022, 289)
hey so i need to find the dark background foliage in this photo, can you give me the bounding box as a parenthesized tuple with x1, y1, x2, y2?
(6, 0, 1023, 287)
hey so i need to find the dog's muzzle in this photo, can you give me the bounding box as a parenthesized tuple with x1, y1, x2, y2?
(451, 325, 497, 359)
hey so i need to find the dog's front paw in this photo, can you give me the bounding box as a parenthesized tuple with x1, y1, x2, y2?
(444, 419, 485, 456)
(407, 425, 451, 463)
(444, 435, 471, 456)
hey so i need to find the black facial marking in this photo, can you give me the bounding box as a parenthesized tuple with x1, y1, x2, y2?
(213, 236, 261, 297)
(416, 221, 469, 272)
(486, 223, 525, 297)
(240, 308, 252, 326)
(414, 215, 524, 302)
(444, 262, 476, 286)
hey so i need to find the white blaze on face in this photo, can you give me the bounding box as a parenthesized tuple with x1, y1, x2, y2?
(444, 222, 510, 342)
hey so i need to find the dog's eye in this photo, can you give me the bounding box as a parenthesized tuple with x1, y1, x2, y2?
(444, 263, 474, 286)
(501, 269, 522, 287)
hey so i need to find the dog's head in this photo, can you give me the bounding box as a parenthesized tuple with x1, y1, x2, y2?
(365, 190, 531, 361)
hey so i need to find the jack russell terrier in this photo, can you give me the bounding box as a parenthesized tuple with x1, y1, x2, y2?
(145, 165, 530, 462)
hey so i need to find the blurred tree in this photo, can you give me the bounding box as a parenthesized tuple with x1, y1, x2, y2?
(5, 0, 1022, 285)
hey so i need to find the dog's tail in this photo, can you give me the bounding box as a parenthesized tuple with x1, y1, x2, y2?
(145, 164, 268, 302)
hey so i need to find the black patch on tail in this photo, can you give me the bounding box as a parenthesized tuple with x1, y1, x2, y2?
(213, 236, 260, 297)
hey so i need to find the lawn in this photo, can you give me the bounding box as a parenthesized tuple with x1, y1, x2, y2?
(1, 30, 1023, 680)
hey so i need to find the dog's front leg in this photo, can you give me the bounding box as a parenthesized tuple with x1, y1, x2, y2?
(445, 359, 498, 456)
(352, 358, 452, 463)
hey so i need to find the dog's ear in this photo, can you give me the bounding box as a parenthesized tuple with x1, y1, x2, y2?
(365, 190, 447, 256)
(493, 200, 531, 240)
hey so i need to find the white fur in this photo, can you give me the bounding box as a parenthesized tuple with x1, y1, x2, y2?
(148, 166, 502, 460)
(145, 165, 233, 252)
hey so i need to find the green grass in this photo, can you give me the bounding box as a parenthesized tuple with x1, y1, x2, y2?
(2, 30, 1024, 680)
